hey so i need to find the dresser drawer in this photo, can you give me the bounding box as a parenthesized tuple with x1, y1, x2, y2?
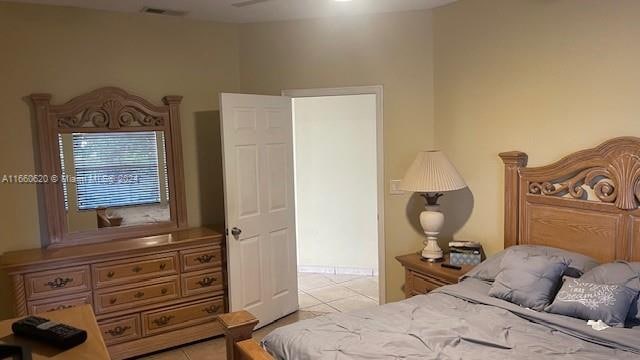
(181, 270, 223, 297)
(99, 314, 141, 346)
(27, 292, 92, 314)
(24, 266, 91, 301)
(94, 277, 180, 314)
(93, 253, 178, 288)
(180, 246, 222, 272)
(410, 271, 449, 295)
(142, 297, 224, 336)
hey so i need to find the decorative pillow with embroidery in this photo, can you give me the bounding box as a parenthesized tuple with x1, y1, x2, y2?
(580, 261, 640, 323)
(545, 278, 638, 327)
(488, 250, 569, 311)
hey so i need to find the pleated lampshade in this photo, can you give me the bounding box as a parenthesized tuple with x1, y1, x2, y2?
(399, 150, 467, 192)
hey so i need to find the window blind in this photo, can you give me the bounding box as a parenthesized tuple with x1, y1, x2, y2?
(72, 132, 163, 210)
(58, 134, 69, 210)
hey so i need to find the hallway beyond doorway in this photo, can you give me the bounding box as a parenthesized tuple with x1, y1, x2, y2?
(297, 272, 379, 313)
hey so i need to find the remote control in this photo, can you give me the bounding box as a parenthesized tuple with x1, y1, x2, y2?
(441, 263, 462, 270)
(12, 316, 87, 350)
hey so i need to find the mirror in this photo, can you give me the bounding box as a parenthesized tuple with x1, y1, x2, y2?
(58, 131, 171, 233)
(30, 87, 187, 246)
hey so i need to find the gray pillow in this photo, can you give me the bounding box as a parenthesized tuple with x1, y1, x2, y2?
(546, 278, 638, 327)
(463, 245, 598, 282)
(488, 250, 568, 311)
(580, 261, 640, 323)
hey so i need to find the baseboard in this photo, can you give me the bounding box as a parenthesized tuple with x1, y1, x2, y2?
(298, 265, 378, 276)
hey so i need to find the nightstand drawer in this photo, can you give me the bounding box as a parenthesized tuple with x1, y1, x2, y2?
(410, 271, 449, 295)
(397, 253, 475, 299)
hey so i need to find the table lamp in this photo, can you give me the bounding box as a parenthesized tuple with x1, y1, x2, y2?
(400, 150, 467, 261)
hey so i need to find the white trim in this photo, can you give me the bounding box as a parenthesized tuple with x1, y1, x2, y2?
(298, 265, 335, 274)
(282, 86, 386, 304)
(298, 265, 378, 276)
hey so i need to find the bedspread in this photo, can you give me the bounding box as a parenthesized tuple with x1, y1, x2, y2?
(262, 279, 640, 359)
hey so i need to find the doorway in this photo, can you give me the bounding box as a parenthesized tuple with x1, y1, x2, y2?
(284, 86, 385, 313)
(220, 87, 384, 327)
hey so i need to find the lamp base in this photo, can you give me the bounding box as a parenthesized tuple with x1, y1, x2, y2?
(420, 204, 444, 262)
(420, 254, 444, 263)
(421, 238, 444, 261)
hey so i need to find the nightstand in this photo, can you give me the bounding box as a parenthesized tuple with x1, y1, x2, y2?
(396, 253, 475, 298)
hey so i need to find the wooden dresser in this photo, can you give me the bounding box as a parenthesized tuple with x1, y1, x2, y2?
(1, 227, 226, 360)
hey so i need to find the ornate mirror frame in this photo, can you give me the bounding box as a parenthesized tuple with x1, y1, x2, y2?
(30, 87, 187, 247)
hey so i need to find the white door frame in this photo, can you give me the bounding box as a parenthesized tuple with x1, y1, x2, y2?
(282, 86, 385, 304)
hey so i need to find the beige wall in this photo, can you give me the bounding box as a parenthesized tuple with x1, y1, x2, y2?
(294, 95, 378, 272)
(0, 2, 238, 318)
(433, 0, 640, 256)
(239, 11, 435, 302)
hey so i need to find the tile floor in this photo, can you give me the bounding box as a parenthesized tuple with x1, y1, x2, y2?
(137, 273, 379, 360)
(298, 272, 379, 313)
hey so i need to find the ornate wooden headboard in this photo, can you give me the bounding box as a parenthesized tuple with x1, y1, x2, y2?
(499, 137, 640, 263)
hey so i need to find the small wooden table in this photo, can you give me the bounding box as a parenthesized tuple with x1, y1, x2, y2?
(396, 253, 476, 298)
(0, 305, 109, 360)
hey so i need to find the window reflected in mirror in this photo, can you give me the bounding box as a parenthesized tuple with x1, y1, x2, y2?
(58, 131, 171, 233)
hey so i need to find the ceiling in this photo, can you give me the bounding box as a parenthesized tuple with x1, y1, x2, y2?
(8, 0, 456, 23)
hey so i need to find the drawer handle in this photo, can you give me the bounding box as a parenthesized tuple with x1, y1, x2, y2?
(107, 271, 115, 278)
(132, 266, 143, 273)
(105, 325, 131, 337)
(161, 287, 168, 295)
(46, 277, 72, 289)
(109, 297, 118, 304)
(152, 315, 174, 327)
(202, 304, 221, 314)
(159, 263, 167, 270)
(134, 291, 145, 299)
(195, 254, 215, 264)
(197, 277, 217, 287)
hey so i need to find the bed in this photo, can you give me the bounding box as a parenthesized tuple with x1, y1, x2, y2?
(218, 137, 640, 360)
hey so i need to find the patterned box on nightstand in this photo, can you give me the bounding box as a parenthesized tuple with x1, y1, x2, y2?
(450, 252, 482, 265)
(449, 241, 483, 265)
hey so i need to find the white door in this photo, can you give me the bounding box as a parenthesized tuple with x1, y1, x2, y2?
(220, 93, 298, 328)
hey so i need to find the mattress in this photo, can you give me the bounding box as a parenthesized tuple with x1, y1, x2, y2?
(262, 278, 640, 359)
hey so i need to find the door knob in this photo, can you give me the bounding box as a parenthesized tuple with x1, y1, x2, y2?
(231, 227, 242, 237)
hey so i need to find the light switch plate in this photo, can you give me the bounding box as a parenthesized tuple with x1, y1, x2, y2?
(389, 180, 404, 195)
